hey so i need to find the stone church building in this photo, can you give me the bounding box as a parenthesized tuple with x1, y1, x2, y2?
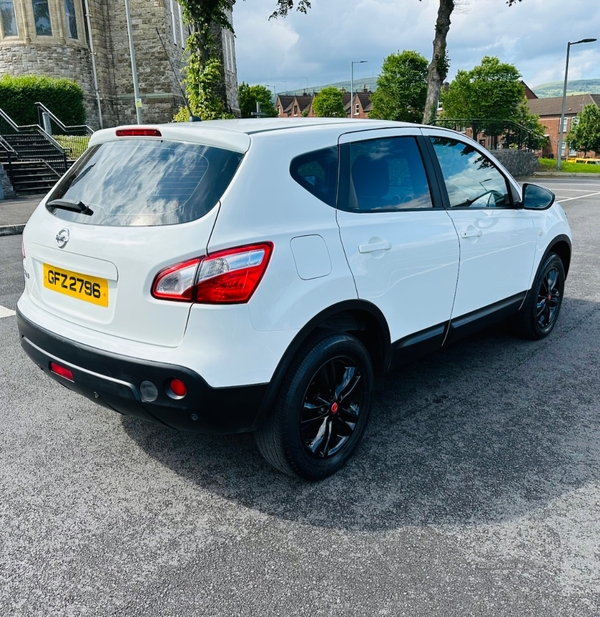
(0, 0, 239, 128)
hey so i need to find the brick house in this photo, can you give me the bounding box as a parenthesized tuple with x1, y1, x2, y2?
(527, 93, 600, 159)
(276, 87, 373, 119)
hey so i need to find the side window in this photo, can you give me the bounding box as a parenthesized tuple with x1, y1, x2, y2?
(339, 136, 434, 212)
(290, 146, 338, 207)
(430, 137, 511, 209)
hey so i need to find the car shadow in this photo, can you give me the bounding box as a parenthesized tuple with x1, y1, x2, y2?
(121, 296, 600, 532)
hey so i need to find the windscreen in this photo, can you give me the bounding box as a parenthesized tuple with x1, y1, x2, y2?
(47, 139, 243, 226)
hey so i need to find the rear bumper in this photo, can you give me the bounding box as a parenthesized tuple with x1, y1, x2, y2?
(17, 309, 267, 434)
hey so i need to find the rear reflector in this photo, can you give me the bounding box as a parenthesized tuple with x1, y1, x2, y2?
(168, 378, 187, 398)
(116, 128, 162, 137)
(50, 362, 74, 382)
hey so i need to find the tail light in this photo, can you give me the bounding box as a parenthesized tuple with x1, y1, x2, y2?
(152, 243, 273, 304)
(116, 128, 162, 137)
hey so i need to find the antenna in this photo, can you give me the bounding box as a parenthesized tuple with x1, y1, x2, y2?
(156, 27, 201, 122)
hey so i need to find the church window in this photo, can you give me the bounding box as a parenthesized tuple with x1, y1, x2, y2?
(170, 0, 177, 46)
(32, 0, 52, 36)
(0, 0, 18, 37)
(64, 0, 77, 39)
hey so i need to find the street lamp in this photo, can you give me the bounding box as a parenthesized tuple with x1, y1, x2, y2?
(557, 38, 596, 170)
(351, 60, 367, 118)
(124, 0, 142, 124)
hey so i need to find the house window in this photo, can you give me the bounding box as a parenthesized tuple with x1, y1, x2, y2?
(0, 0, 18, 37)
(293, 105, 298, 116)
(32, 0, 52, 36)
(355, 103, 360, 116)
(561, 117, 569, 132)
(178, 2, 185, 48)
(170, 0, 177, 45)
(64, 0, 77, 39)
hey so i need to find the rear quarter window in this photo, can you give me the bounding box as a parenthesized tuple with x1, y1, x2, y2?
(47, 139, 243, 226)
(290, 146, 338, 207)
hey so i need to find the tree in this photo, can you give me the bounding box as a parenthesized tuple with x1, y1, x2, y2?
(440, 56, 526, 143)
(568, 104, 600, 155)
(504, 100, 548, 151)
(265, 0, 525, 125)
(312, 87, 346, 118)
(370, 51, 428, 122)
(238, 83, 278, 118)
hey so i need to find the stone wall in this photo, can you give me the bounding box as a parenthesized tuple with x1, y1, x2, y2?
(0, 164, 16, 199)
(492, 150, 538, 178)
(0, 0, 239, 129)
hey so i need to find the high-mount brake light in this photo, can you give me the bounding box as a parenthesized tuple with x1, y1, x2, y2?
(151, 243, 273, 305)
(116, 128, 162, 137)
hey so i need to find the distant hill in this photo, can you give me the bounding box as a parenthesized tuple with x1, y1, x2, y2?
(279, 77, 600, 99)
(532, 79, 600, 98)
(279, 76, 378, 96)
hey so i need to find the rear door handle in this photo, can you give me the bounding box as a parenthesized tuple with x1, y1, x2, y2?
(460, 229, 482, 239)
(358, 240, 392, 253)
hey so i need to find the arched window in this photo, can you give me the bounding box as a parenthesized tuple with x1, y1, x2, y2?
(64, 0, 77, 39)
(0, 0, 18, 37)
(32, 0, 52, 36)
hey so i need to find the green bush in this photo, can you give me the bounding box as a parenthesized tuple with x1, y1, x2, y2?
(0, 74, 85, 127)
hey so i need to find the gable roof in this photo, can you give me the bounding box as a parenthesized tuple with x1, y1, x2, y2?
(528, 93, 600, 117)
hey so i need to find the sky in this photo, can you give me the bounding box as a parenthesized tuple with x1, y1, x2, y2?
(232, 0, 600, 93)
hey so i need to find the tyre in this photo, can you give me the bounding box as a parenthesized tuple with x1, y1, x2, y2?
(515, 252, 565, 340)
(255, 331, 374, 481)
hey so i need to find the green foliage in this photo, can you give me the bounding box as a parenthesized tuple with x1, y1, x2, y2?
(238, 83, 277, 118)
(370, 50, 428, 123)
(54, 135, 90, 159)
(504, 101, 548, 150)
(0, 74, 85, 126)
(174, 55, 233, 121)
(568, 104, 600, 154)
(538, 157, 600, 174)
(441, 56, 525, 133)
(312, 87, 345, 118)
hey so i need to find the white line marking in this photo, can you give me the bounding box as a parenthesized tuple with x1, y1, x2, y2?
(559, 191, 600, 202)
(0, 305, 16, 319)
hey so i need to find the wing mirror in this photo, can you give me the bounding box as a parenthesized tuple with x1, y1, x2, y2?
(520, 183, 555, 210)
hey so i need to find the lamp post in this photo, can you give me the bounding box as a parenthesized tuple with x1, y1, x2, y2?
(557, 38, 596, 170)
(351, 60, 367, 118)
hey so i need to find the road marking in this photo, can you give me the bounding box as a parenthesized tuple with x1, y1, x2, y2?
(0, 305, 16, 319)
(558, 191, 600, 202)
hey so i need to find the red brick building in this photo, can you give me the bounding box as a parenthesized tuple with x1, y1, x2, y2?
(527, 93, 600, 159)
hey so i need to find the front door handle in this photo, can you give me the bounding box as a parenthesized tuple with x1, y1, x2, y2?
(358, 240, 392, 254)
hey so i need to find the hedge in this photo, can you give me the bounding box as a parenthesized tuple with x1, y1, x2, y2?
(0, 74, 85, 127)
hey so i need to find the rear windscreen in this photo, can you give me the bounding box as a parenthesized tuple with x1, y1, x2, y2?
(47, 139, 243, 226)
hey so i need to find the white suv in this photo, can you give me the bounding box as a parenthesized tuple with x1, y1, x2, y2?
(17, 119, 572, 480)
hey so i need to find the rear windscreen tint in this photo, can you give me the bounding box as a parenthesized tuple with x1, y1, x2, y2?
(47, 139, 243, 226)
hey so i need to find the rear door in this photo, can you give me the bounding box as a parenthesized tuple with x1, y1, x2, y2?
(336, 128, 460, 344)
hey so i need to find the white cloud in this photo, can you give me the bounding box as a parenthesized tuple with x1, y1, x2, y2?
(233, 0, 600, 91)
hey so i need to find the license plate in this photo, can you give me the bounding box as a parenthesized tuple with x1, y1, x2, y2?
(43, 263, 109, 307)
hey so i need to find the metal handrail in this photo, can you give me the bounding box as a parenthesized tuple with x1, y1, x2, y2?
(35, 102, 94, 136)
(0, 134, 17, 154)
(0, 108, 20, 131)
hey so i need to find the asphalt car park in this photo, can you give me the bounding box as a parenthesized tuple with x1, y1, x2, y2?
(1, 175, 600, 615)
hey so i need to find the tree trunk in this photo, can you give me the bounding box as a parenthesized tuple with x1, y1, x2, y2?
(422, 0, 455, 125)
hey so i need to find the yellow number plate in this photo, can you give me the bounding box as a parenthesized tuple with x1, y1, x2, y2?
(43, 264, 109, 307)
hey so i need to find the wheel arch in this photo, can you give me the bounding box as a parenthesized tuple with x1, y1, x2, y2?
(252, 300, 391, 430)
(546, 235, 572, 278)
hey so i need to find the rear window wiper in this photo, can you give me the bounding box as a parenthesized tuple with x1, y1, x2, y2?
(47, 199, 94, 216)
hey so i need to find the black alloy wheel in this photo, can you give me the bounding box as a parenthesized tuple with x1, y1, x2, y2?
(300, 356, 365, 459)
(515, 252, 565, 340)
(255, 332, 374, 481)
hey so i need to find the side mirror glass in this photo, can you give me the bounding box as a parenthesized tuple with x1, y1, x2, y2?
(521, 183, 555, 210)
